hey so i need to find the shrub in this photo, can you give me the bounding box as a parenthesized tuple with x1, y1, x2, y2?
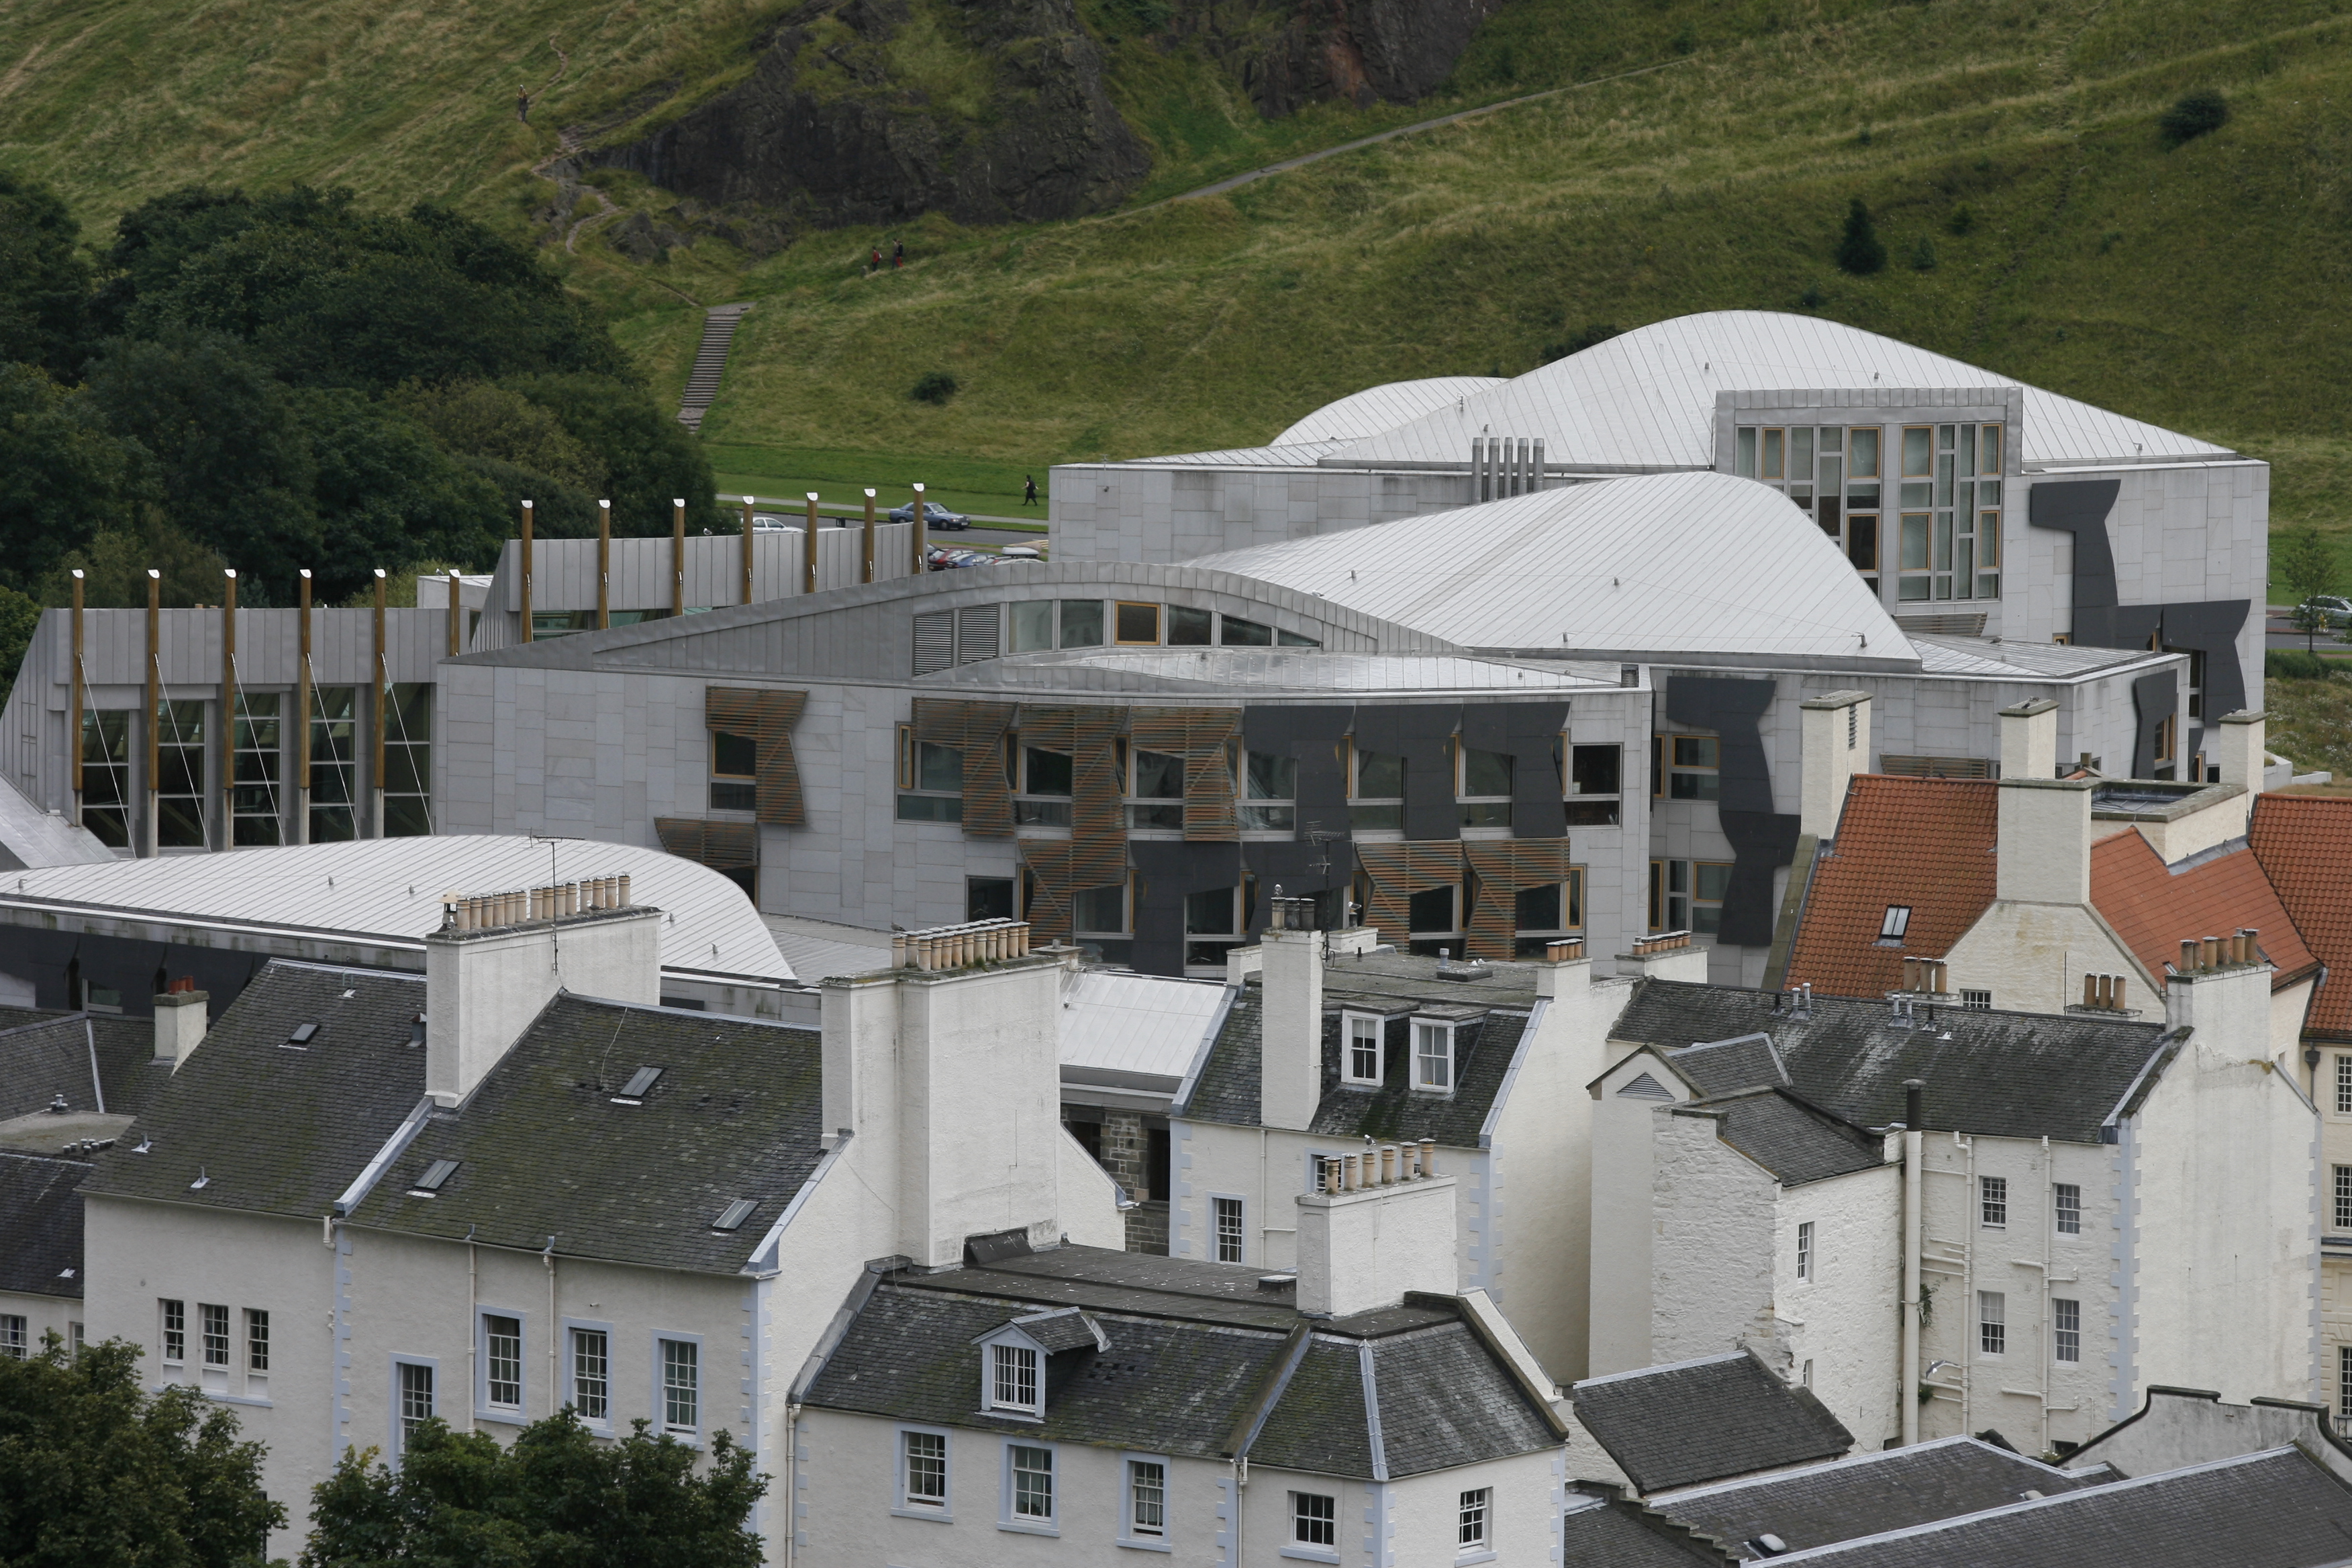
(1799, 283, 1826, 309)
(1834, 198, 1886, 275)
(1910, 237, 1938, 270)
(1945, 203, 1975, 236)
(2267, 649, 2342, 681)
(2159, 91, 2228, 146)
(910, 371, 959, 405)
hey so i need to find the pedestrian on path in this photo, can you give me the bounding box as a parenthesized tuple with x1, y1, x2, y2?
(893, 240, 905, 268)
(869, 246, 881, 273)
(1023, 475, 1038, 507)
(517, 91, 531, 122)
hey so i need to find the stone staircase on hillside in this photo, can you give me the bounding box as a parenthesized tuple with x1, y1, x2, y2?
(676, 303, 753, 433)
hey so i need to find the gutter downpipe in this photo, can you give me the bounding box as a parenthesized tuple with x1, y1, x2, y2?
(542, 1236, 558, 1419)
(467, 1225, 479, 1433)
(1957, 1128, 1975, 1437)
(1902, 1079, 1924, 1447)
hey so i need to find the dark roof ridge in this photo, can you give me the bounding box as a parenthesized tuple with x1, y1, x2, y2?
(1646, 1434, 2078, 1503)
(1573, 1349, 1750, 1389)
(2159, 832, 2252, 876)
(1632, 976, 2169, 1035)
(887, 1276, 1298, 1333)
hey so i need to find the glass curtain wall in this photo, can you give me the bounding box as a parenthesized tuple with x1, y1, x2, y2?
(309, 687, 358, 842)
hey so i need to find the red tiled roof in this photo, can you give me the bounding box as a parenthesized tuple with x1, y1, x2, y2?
(1784, 776, 1999, 999)
(2089, 828, 2318, 997)
(2249, 795, 2352, 1039)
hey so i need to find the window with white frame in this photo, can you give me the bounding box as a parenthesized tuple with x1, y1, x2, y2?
(160, 1300, 185, 1365)
(660, 1338, 699, 1433)
(0, 1316, 23, 1359)
(1127, 1457, 1167, 1540)
(1414, 1020, 1455, 1092)
(571, 1328, 609, 1422)
(1214, 1197, 1245, 1265)
(1459, 1487, 1491, 1549)
(246, 1310, 269, 1376)
(2341, 1346, 2352, 1434)
(1977, 1291, 2005, 1356)
(1959, 989, 1992, 1010)
(2337, 1169, 2352, 1233)
(483, 1314, 524, 1414)
(903, 1430, 948, 1509)
(1796, 1220, 1814, 1282)
(1293, 1491, 1336, 1547)
(2337, 1055, 2352, 1116)
(1980, 1175, 2008, 1227)
(2056, 1183, 2083, 1236)
(1344, 1014, 1384, 1085)
(397, 1361, 434, 1454)
(1009, 1443, 1055, 1523)
(2053, 1298, 2080, 1364)
(200, 1303, 230, 1369)
(991, 1342, 1040, 1414)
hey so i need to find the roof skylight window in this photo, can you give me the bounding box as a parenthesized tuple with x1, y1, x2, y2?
(410, 1159, 459, 1195)
(711, 1198, 758, 1232)
(613, 1066, 664, 1103)
(1879, 905, 1912, 940)
(285, 1022, 320, 1048)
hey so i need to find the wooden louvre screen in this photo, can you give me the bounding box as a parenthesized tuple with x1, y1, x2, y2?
(1354, 841, 1467, 940)
(1019, 840, 1122, 944)
(655, 818, 758, 870)
(705, 687, 809, 826)
(914, 698, 1017, 837)
(1463, 839, 1576, 961)
(1018, 703, 1128, 887)
(1128, 706, 1241, 841)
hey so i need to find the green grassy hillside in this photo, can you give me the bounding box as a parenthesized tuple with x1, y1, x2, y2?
(7, 0, 2352, 555)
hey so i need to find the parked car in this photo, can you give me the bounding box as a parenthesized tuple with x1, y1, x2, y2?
(750, 513, 791, 531)
(924, 546, 1000, 571)
(2296, 595, 2352, 630)
(889, 501, 971, 530)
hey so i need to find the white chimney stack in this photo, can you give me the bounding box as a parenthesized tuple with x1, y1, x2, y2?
(2214, 709, 2265, 793)
(1614, 931, 1711, 983)
(1995, 778, 2094, 905)
(425, 880, 661, 1106)
(1798, 689, 1871, 840)
(818, 927, 1071, 1269)
(153, 985, 207, 1071)
(1295, 1167, 1458, 1318)
(1259, 896, 1325, 1132)
(2000, 697, 2059, 781)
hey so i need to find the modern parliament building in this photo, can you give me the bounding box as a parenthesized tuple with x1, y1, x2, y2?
(0, 313, 2265, 984)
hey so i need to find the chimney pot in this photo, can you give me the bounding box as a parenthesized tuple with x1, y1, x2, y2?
(2201, 935, 2222, 971)
(1420, 1138, 1436, 1177)
(2180, 939, 2199, 973)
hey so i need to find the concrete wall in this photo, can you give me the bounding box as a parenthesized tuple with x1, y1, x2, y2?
(793, 1407, 1557, 1568)
(1585, 1035, 1688, 1375)
(1775, 1161, 1902, 1449)
(1048, 461, 1473, 565)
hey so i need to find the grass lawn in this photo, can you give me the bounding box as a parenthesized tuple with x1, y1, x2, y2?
(2264, 675, 2352, 777)
(703, 442, 1050, 523)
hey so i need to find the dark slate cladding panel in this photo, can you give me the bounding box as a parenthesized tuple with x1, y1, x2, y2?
(1242, 705, 1352, 836)
(1459, 701, 1571, 840)
(1243, 842, 1357, 938)
(1131, 840, 1244, 976)
(1615, 981, 2165, 1144)
(2130, 670, 2179, 780)
(350, 995, 822, 1275)
(1659, 1438, 2102, 1555)
(0, 1152, 85, 1298)
(1665, 676, 1800, 948)
(805, 1284, 1293, 1459)
(1573, 1352, 1852, 1493)
(1247, 1338, 1374, 1477)
(1795, 1447, 2352, 1568)
(79, 961, 428, 1218)
(1353, 703, 1463, 842)
(2027, 481, 2123, 609)
(1371, 1324, 1557, 1477)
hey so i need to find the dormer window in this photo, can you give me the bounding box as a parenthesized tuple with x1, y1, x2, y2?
(1414, 1020, 1455, 1092)
(991, 1343, 1040, 1414)
(1343, 1013, 1385, 1085)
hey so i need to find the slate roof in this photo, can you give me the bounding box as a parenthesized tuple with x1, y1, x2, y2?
(0, 1151, 87, 1300)
(1179, 952, 1540, 1144)
(1649, 1436, 2106, 1556)
(0, 1010, 167, 1122)
(1558, 1496, 1739, 1567)
(1572, 1351, 1855, 1493)
(348, 994, 820, 1275)
(1783, 776, 1999, 1000)
(800, 1246, 1559, 1478)
(1768, 1446, 2352, 1566)
(1008, 1310, 1104, 1353)
(2088, 829, 2317, 993)
(1611, 982, 2169, 1144)
(79, 962, 428, 1218)
(1687, 1089, 1886, 1187)
(2250, 795, 2352, 1041)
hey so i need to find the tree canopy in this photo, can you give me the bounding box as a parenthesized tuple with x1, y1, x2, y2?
(299, 1410, 766, 1568)
(0, 1334, 283, 1568)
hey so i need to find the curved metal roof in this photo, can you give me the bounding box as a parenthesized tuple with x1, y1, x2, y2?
(1271, 376, 1506, 447)
(1328, 312, 2229, 470)
(0, 836, 793, 983)
(1189, 471, 1914, 663)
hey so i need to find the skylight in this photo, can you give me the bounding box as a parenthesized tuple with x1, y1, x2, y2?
(1879, 905, 1912, 940)
(410, 1159, 459, 1195)
(285, 1022, 320, 1048)
(711, 1198, 758, 1232)
(612, 1066, 664, 1103)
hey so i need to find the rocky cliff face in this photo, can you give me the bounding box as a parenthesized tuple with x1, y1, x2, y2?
(1235, 0, 1506, 118)
(586, 0, 1150, 229)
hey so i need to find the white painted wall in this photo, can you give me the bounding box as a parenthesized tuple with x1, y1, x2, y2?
(1941, 900, 2147, 1018)
(1775, 1161, 1902, 1449)
(1585, 1038, 1691, 1375)
(0, 1287, 78, 1359)
(1647, 1108, 1779, 1367)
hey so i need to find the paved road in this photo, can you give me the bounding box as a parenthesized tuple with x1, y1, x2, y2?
(2265, 607, 2352, 653)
